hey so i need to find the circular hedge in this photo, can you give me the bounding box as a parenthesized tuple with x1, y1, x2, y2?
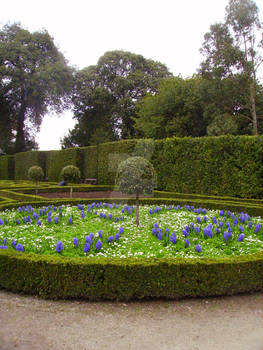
(0, 196, 263, 300)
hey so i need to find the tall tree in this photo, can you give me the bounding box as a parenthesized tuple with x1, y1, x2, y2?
(199, 0, 263, 135)
(134, 76, 206, 138)
(0, 23, 73, 153)
(61, 51, 171, 147)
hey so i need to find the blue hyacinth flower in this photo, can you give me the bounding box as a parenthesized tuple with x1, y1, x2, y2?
(149, 209, 153, 214)
(0, 245, 8, 249)
(239, 225, 244, 232)
(169, 234, 176, 244)
(83, 242, 90, 253)
(237, 233, 245, 242)
(108, 214, 112, 220)
(157, 231, 162, 240)
(95, 240, 102, 250)
(115, 217, 119, 222)
(81, 210, 85, 219)
(248, 221, 252, 229)
(47, 216, 52, 223)
(184, 239, 189, 248)
(54, 217, 59, 224)
(223, 231, 230, 242)
(195, 244, 202, 253)
(68, 217, 73, 224)
(118, 227, 124, 234)
(194, 226, 200, 235)
(78, 204, 83, 210)
(15, 219, 19, 225)
(115, 233, 121, 241)
(254, 224, 261, 234)
(16, 243, 24, 252)
(11, 240, 16, 248)
(108, 236, 114, 243)
(0, 219, 4, 225)
(182, 229, 189, 237)
(98, 230, 103, 238)
(219, 210, 224, 216)
(56, 241, 63, 253)
(73, 237, 79, 247)
(196, 217, 201, 224)
(37, 220, 42, 226)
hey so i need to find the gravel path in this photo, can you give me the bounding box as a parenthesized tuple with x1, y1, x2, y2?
(0, 290, 263, 350)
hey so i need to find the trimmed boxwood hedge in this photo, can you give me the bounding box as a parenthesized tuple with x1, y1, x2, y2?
(0, 191, 263, 300)
(0, 155, 15, 180)
(0, 250, 262, 301)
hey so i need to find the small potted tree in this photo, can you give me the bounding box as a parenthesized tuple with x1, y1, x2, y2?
(60, 165, 80, 198)
(28, 166, 44, 195)
(115, 156, 156, 226)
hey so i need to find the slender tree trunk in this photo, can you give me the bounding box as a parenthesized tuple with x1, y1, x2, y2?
(70, 185, 73, 198)
(14, 103, 26, 153)
(249, 82, 258, 135)
(135, 191, 139, 226)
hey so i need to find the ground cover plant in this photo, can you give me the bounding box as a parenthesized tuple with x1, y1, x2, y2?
(0, 202, 262, 258)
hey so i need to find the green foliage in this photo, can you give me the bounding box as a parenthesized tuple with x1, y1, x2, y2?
(0, 156, 14, 180)
(61, 50, 171, 147)
(0, 250, 263, 300)
(28, 166, 44, 183)
(134, 76, 206, 138)
(116, 156, 156, 196)
(199, 0, 263, 135)
(60, 165, 80, 183)
(0, 23, 73, 152)
(46, 148, 83, 182)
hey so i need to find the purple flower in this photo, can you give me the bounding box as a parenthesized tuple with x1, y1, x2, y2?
(118, 227, 124, 234)
(98, 230, 103, 238)
(184, 239, 189, 248)
(212, 217, 217, 224)
(68, 217, 73, 224)
(154, 223, 159, 228)
(56, 241, 63, 253)
(115, 233, 121, 241)
(15, 219, 19, 225)
(108, 236, 114, 243)
(16, 243, 24, 252)
(237, 233, 245, 242)
(194, 226, 200, 235)
(108, 214, 112, 220)
(169, 234, 176, 244)
(223, 231, 230, 242)
(157, 231, 162, 240)
(78, 204, 83, 210)
(85, 236, 92, 244)
(233, 218, 238, 226)
(83, 242, 90, 253)
(149, 209, 153, 214)
(81, 210, 85, 219)
(95, 240, 102, 251)
(32, 212, 38, 220)
(165, 228, 169, 236)
(254, 224, 261, 234)
(11, 240, 16, 248)
(239, 225, 244, 232)
(248, 221, 252, 229)
(219, 210, 224, 216)
(196, 217, 201, 224)
(73, 237, 79, 247)
(54, 217, 59, 224)
(3, 238, 7, 245)
(37, 220, 42, 226)
(203, 216, 207, 222)
(182, 229, 189, 237)
(115, 217, 119, 222)
(47, 216, 52, 223)
(0, 245, 8, 249)
(195, 244, 202, 253)
(0, 219, 4, 225)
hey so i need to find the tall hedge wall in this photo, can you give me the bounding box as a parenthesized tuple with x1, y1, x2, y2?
(46, 148, 84, 182)
(15, 151, 48, 180)
(0, 155, 15, 180)
(152, 136, 263, 198)
(3, 135, 263, 198)
(97, 139, 138, 185)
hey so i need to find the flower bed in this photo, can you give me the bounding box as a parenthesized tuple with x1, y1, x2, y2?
(0, 202, 263, 300)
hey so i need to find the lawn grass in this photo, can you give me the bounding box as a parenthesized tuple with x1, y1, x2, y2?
(0, 202, 262, 259)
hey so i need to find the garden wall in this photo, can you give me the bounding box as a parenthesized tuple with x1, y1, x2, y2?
(1, 136, 263, 198)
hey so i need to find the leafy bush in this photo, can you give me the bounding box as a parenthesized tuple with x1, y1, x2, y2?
(28, 166, 44, 194)
(116, 156, 156, 225)
(60, 165, 80, 198)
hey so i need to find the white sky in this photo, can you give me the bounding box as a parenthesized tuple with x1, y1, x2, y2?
(1, 0, 263, 150)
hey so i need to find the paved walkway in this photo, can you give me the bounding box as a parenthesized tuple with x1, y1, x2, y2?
(0, 290, 263, 350)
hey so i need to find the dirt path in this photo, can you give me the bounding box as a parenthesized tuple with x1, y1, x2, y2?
(0, 290, 263, 350)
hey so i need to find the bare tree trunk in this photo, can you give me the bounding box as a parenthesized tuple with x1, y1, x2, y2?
(70, 185, 73, 198)
(250, 82, 258, 135)
(135, 191, 139, 226)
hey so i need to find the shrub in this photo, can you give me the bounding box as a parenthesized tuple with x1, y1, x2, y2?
(60, 165, 80, 198)
(28, 166, 44, 195)
(116, 156, 156, 225)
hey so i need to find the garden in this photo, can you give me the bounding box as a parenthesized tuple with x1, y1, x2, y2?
(0, 136, 263, 300)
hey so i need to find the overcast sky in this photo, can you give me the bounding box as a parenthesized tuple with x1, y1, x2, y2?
(1, 0, 263, 150)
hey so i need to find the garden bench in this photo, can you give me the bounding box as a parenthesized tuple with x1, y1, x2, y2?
(84, 178, 97, 185)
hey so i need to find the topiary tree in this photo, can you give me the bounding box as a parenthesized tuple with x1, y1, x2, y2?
(28, 165, 44, 195)
(115, 156, 157, 226)
(60, 165, 80, 198)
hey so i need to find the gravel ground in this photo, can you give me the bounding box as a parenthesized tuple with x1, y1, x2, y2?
(0, 290, 263, 350)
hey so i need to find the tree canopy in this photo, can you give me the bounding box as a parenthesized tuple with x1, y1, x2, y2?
(61, 50, 171, 148)
(0, 23, 73, 153)
(199, 0, 263, 134)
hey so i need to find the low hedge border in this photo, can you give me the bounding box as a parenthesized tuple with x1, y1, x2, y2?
(0, 250, 262, 301)
(0, 192, 263, 301)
